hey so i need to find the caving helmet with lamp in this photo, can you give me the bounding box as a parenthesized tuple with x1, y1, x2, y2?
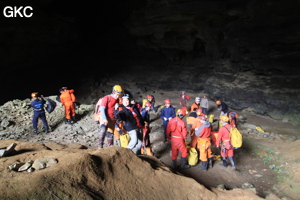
(177, 108, 187, 118)
(164, 99, 171, 104)
(113, 85, 123, 96)
(220, 115, 229, 122)
(31, 92, 38, 98)
(145, 102, 151, 107)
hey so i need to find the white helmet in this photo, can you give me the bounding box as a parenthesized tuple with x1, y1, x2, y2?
(195, 97, 201, 101)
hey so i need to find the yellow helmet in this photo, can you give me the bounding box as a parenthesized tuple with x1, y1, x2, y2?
(216, 100, 221, 105)
(220, 115, 229, 122)
(31, 92, 38, 98)
(113, 85, 123, 95)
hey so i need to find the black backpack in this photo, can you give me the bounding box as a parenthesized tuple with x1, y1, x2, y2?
(46, 99, 57, 113)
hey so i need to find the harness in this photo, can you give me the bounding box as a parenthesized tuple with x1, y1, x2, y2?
(221, 126, 233, 151)
(129, 107, 142, 128)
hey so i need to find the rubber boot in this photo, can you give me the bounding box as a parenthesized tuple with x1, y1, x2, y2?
(116, 139, 121, 147)
(199, 161, 208, 171)
(229, 156, 236, 170)
(180, 157, 191, 169)
(72, 116, 77, 123)
(219, 157, 228, 168)
(107, 137, 113, 146)
(32, 128, 38, 135)
(43, 126, 49, 133)
(67, 119, 72, 125)
(98, 136, 104, 148)
(172, 159, 177, 170)
(99, 124, 107, 135)
(208, 158, 213, 168)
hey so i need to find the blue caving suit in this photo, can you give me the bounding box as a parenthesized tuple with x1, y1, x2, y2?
(31, 98, 48, 132)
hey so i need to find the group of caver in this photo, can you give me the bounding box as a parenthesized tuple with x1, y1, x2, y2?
(164, 94, 238, 171)
(30, 85, 238, 171)
(30, 87, 77, 134)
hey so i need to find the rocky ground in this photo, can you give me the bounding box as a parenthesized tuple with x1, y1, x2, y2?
(0, 76, 299, 199)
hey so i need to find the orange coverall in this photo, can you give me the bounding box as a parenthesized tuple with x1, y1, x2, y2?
(190, 102, 200, 112)
(195, 121, 213, 162)
(60, 89, 76, 120)
(190, 118, 202, 148)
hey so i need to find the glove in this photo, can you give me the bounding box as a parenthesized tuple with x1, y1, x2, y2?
(164, 117, 167, 121)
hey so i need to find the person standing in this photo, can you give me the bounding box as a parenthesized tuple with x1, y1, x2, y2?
(143, 95, 157, 112)
(59, 87, 77, 125)
(189, 109, 203, 148)
(200, 95, 209, 115)
(166, 109, 190, 169)
(190, 97, 201, 112)
(160, 99, 176, 143)
(216, 100, 229, 117)
(140, 102, 154, 156)
(229, 112, 238, 128)
(195, 114, 213, 171)
(115, 94, 143, 155)
(179, 91, 190, 109)
(216, 115, 236, 170)
(30, 92, 49, 134)
(98, 85, 123, 148)
(186, 109, 197, 136)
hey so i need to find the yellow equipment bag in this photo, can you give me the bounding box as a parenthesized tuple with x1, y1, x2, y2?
(188, 147, 198, 166)
(256, 126, 264, 133)
(218, 120, 223, 129)
(208, 114, 214, 123)
(185, 141, 191, 149)
(230, 127, 242, 148)
(120, 134, 130, 148)
(142, 99, 148, 108)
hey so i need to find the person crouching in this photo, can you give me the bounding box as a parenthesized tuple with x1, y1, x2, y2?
(115, 94, 143, 155)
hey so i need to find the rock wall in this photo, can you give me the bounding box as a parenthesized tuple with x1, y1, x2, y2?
(125, 0, 300, 125)
(1, 0, 300, 125)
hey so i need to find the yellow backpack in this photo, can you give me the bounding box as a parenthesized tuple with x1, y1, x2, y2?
(188, 147, 198, 166)
(142, 99, 148, 108)
(120, 134, 130, 148)
(230, 127, 242, 148)
(208, 114, 214, 123)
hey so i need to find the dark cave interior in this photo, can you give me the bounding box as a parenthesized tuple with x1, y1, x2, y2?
(0, 0, 300, 124)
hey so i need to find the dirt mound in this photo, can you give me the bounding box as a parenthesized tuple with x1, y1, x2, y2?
(0, 140, 277, 200)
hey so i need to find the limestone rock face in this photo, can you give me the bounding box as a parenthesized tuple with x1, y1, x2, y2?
(125, 0, 300, 124)
(1, 0, 300, 124)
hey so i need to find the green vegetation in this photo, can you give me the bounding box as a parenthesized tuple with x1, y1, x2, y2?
(244, 138, 289, 182)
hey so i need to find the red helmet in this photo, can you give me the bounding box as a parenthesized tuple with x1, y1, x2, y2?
(164, 99, 171, 104)
(145, 102, 151, 107)
(147, 95, 153, 99)
(196, 109, 202, 116)
(177, 109, 186, 116)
